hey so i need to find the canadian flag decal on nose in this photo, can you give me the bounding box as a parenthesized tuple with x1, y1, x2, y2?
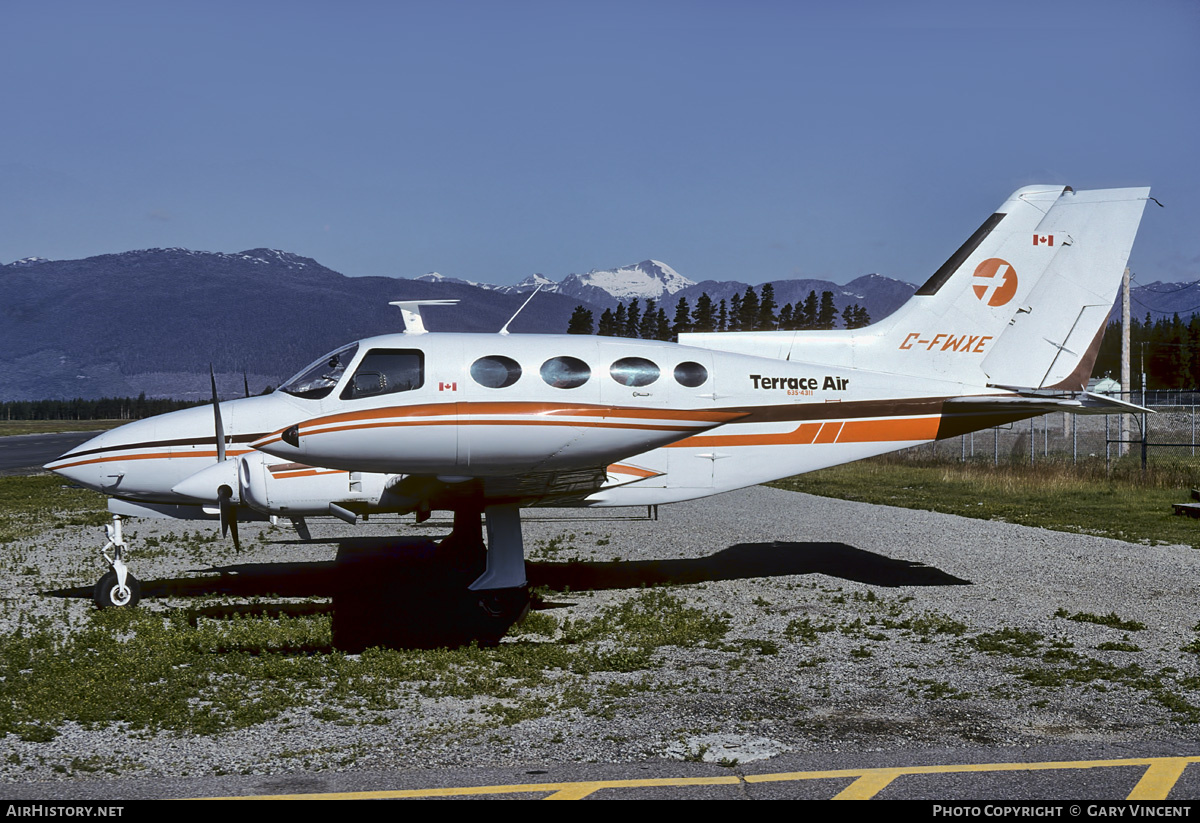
(439, 382, 458, 391)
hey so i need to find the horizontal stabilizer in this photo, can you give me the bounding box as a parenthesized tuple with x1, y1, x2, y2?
(945, 391, 1153, 416)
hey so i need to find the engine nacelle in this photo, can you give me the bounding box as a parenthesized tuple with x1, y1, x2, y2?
(238, 451, 397, 518)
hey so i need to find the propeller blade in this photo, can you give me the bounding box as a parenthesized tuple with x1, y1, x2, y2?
(210, 365, 226, 463)
(218, 486, 232, 537)
(217, 485, 240, 551)
(243, 372, 250, 398)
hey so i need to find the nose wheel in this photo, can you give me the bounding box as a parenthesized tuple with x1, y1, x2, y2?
(92, 515, 141, 609)
(94, 569, 141, 609)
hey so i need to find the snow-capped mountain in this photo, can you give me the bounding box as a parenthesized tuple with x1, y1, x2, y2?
(414, 260, 695, 303)
(501, 273, 559, 294)
(557, 260, 695, 303)
(414, 272, 497, 290)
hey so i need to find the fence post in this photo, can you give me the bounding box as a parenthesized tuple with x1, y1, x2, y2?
(1141, 411, 1148, 471)
(1105, 414, 1111, 474)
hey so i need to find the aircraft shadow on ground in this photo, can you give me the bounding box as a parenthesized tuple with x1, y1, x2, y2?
(44, 537, 967, 650)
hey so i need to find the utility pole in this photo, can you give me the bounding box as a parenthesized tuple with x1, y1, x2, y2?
(1121, 267, 1131, 457)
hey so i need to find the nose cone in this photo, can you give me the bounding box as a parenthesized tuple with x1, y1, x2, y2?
(43, 423, 144, 491)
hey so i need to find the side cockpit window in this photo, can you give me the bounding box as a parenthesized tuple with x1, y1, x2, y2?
(279, 343, 360, 400)
(341, 348, 424, 400)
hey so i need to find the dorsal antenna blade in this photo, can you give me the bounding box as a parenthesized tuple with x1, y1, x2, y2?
(499, 284, 543, 336)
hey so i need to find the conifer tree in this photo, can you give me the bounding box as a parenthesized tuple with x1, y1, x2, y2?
(625, 298, 641, 338)
(614, 303, 627, 336)
(739, 286, 760, 331)
(655, 308, 670, 341)
(638, 299, 658, 340)
(757, 282, 778, 330)
(567, 305, 594, 334)
(779, 303, 794, 330)
(692, 292, 715, 333)
(673, 296, 692, 338)
(800, 290, 818, 329)
(817, 291, 837, 329)
(597, 308, 617, 336)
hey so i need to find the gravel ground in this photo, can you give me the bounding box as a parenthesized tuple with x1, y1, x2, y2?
(4, 484, 1200, 784)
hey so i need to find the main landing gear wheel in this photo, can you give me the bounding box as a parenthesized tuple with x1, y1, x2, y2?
(93, 570, 141, 609)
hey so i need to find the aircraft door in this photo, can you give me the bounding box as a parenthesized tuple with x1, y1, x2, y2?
(624, 349, 719, 490)
(338, 339, 461, 474)
(600, 352, 669, 410)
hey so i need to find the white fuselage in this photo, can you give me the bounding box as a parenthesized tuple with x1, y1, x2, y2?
(47, 332, 975, 515)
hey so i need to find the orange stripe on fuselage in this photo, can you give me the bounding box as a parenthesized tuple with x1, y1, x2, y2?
(607, 463, 659, 478)
(300, 402, 745, 428)
(46, 448, 254, 472)
(666, 416, 941, 448)
(268, 468, 348, 479)
(814, 422, 843, 444)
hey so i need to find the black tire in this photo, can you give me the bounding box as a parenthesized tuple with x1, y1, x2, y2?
(93, 570, 141, 609)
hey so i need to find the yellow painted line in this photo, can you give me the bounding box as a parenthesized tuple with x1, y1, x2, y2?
(210, 755, 1199, 800)
(1128, 757, 1193, 800)
(832, 769, 902, 799)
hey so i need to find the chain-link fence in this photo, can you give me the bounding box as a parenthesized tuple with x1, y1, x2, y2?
(915, 404, 1200, 471)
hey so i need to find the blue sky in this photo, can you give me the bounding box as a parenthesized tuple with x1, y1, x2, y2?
(2, 0, 1196, 287)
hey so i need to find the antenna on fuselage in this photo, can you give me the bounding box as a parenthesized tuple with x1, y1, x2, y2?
(389, 299, 459, 334)
(498, 284, 543, 336)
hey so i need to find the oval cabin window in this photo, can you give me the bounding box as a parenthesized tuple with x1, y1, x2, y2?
(540, 356, 591, 389)
(610, 357, 660, 387)
(674, 361, 708, 388)
(471, 355, 522, 389)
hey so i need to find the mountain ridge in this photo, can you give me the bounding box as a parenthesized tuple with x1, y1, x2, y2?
(5, 246, 1164, 400)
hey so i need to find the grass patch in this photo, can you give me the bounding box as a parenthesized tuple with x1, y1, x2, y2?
(0, 588, 736, 738)
(0, 475, 108, 544)
(969, 628, 1044, 657)
(784, 616, 835, 644)
(561, 588, 729, 649)
(0, 420, 124, 437)
(1054, 609, 1146, 632)
(769, 454, 1200, 548)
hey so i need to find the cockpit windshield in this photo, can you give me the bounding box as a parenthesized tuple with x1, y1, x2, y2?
(278, 343, 360, 400)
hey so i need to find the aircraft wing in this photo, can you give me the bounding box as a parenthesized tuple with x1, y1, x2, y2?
(379, 462, 656, 513)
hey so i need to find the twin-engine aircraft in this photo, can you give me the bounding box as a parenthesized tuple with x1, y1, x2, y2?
(47, 185, 1151, 624)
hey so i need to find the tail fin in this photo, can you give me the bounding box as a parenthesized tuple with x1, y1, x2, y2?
(876, 185, 1150, 388)
(680, 185, 1151, 390)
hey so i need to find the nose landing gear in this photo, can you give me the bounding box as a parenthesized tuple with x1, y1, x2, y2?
(92, 515, 141, 609)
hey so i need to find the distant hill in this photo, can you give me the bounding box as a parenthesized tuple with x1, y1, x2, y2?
(0, 248, 580, 400)
(11, 246, 1160, 400)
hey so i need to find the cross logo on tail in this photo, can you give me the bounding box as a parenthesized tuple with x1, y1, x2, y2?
(972, 258, 1018, 307)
